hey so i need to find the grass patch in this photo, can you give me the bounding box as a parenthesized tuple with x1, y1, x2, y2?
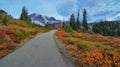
(15, 30, 25, 40)
(77, 40, 92, 50)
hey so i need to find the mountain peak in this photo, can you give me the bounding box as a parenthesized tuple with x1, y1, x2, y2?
(29, 13, 62, 26)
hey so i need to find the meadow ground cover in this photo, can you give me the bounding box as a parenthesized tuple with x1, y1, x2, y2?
(56, 30, 120, 67)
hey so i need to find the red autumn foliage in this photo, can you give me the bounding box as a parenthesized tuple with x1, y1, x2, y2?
(0, 30, 6, 39)
(9, 34, 18, 42)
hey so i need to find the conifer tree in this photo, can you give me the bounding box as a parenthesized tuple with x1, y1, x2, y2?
(70, 14, 77, 30)
(83, 9, 88, 31)
(77, 9, 80, 29)
(20, 6, 31, 23)
(62, 18, 65, 29)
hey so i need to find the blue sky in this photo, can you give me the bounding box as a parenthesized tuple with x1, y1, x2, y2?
(0, 0, 120, 22)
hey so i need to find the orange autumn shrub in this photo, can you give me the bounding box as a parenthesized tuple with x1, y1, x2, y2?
(79, 48, 109, 66)
(73, 32, 83, 38)
(62, 37, 79, 45)
(108, 38, 120, 47)
(35, 28, 46, 33)
(56, 30, 69, 38)
(73, 48, 120, 67)
(56, 30, 120, 67)
(78, 34, 110, 42)
(0, 45, 6, 50)
(66, 45, 79, 56)
(110, 50, 120, 66)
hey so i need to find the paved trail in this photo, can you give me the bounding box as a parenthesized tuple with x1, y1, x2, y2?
(0, 30, 68, 67)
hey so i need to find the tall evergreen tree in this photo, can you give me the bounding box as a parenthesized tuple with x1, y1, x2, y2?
(76, 9, 81, 30)
(83, 9, 88, 31)
(70, 14, 77, 30)
(62, 18, 65, 28)
(20, 6, 31, 23)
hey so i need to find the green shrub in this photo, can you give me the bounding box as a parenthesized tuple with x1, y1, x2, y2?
(2, 16, 8, 26)
(21, 24, 26, 27)
(15, 30, 25, 40)
(0, 14, 2, 19)
(62, 23, 73, 32)
(9, 30, 15, 34)
(68, 40, 75, 45)
(44, 22, 51, 29)
(77, 41, 92, 50)
(77, 43, 91, 50)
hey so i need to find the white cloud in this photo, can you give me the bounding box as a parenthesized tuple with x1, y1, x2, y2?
(106, 13, 120, 21)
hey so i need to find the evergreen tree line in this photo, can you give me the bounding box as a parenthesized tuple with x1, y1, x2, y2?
(62, 9, 88, 32)
(92, 21, 120, 36)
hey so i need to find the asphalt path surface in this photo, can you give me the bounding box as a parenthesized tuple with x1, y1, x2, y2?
(0, 30, 68, 67)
